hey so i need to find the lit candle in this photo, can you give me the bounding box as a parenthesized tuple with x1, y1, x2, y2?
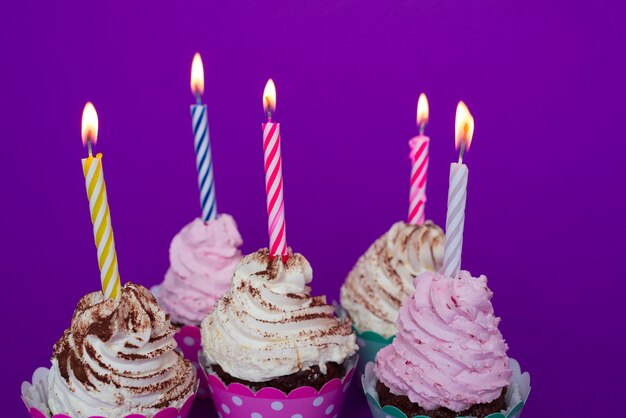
(81, 102, 122, 300)
(262, 79, 288, 261)
(190, 53, 217, 222)
(408, 93, 430, 225)
(443, 101, 474, 279)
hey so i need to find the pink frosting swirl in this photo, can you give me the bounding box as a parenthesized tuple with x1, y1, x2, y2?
(154, 215, 243, 325)
(375, 270, 512, 412)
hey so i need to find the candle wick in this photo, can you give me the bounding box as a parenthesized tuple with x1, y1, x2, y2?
(419, 123, 426, 135)
(195, 91, 202, 106)
(458, 141, 466, 164)
(265, 97, 273, 121)
(87, 139, 93, 158)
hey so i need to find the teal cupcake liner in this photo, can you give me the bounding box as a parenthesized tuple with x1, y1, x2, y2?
(354, 326, 395, 373)
(361, 358, 531, 418)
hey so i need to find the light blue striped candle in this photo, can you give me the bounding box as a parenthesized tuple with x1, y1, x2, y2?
(191, 104, 217, 222)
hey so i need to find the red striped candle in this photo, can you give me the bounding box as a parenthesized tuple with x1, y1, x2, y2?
(408, 93, 430, 225)
(262, 79, 288, 261)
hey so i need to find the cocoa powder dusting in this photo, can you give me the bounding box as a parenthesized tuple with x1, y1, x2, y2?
(49, 282, 194, 408)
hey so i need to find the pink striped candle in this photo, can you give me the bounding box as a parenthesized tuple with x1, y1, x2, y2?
(262, 79, 288, 261)
(408, 93, 430, 225)
(443, 101, 474, 279)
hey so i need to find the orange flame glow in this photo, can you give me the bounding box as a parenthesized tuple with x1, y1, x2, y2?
(190, 53, 204, 96)
(263, 79, 276, 114)
(417, 93, 429, 127)
(455, 101, 474, 150)
(81, 102, 98, 146)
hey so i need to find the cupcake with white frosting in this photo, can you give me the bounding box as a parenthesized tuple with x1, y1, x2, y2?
(21, 282, 197, 418)
(199, 248, 358, 417)
(340, 220, 444, 368)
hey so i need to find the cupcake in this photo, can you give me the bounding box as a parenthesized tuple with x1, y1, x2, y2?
(340, 220, 444, 367)
(364, 271, 529, 418)
(199, 248, 358, 417)
(153, 214, 243, 326)
(40, 282, 197, 418)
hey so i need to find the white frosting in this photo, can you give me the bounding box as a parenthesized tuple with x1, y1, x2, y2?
(340, 221, 444, 338)
(47, 283, 196, 417)
(201, 249, 357, 382)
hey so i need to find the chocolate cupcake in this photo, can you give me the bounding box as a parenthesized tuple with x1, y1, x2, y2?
(372, 271, 513, 418)
(200, 248, 358, 391)
(46, 282, 196, 417)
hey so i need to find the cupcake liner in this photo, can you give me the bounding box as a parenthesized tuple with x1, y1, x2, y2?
(362, 358, 531, 418)
(21, 367, 199, 418)
(200, 353, 358, 418)
(174, 324, 211, 399)
(353, 326, 395, 373)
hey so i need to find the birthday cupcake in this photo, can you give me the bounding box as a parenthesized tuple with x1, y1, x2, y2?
(199, 248, 359, 418)
(22, 282, 197, 418)
(363, 271, 530, 418)
(340, 220, 444, 367)
(152, 215, 243, 326)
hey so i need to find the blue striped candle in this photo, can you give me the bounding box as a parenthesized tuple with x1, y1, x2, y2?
(191, 103, 217, 222)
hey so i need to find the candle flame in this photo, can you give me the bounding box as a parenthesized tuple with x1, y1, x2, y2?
(263, 78, 276, 113)
(81, 102, 98, 146)
(190, 53, 204, 95)
(455, 101, 474, 150)
(417, 93, 429, 126)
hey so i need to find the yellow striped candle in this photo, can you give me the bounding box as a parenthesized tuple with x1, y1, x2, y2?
(81, 102, 121, 300)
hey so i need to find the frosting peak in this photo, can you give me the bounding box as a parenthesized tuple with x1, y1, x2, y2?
(375, 271, 512, 412)
(340, 221, 444, 337)
(154, 215, 243, 325)
(47, 283, 196, 418)
(201, 248, 357, 382)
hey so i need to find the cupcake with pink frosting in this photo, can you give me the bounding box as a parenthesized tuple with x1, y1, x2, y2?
(362, 271, 530, 418)
(153, 215, 243, 326)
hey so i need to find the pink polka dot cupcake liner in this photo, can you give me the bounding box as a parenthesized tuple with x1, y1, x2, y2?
(175, 324, 211, 399)
(201, 354, 358, 418)
(21, 367, 198, 418)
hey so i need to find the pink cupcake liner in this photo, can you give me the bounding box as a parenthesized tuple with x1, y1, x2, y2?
(21, 367, 198, 418)
(175, 324, 211, 399)
(200, 354, 358, 418)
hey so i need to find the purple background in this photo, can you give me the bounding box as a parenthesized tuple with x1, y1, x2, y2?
(1, 1, 624, 416)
